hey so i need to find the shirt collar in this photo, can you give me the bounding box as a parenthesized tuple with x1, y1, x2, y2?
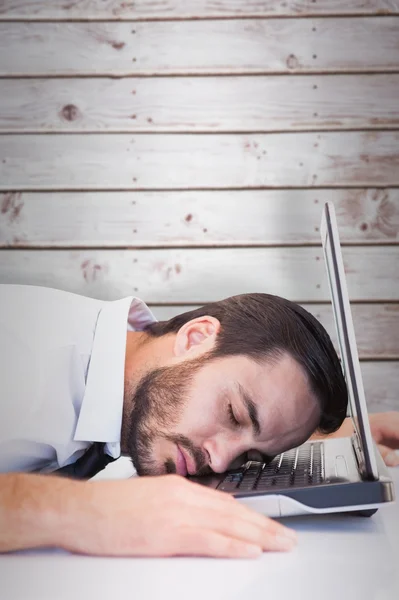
(74, 296, 156, 458)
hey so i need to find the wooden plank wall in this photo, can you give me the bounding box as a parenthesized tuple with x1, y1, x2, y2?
(0, 1, 398, 413)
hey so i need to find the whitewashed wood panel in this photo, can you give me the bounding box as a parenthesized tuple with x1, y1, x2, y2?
(270, 360, 398, 412)
(0, 247, 397, 302)
(1, 19, 399, 76)
(312, 305, 399, 361)
(1, 75, 399, 133)
(1, 189, 398, 247)
(150, 303, 399, 360)
(1, 132, 399, 190)
(1, 0, 398, 19)
(360, 362, 399, 412)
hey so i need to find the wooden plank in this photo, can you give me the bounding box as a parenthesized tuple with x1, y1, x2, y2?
(1, 19, 399, 76)
(1, 132, 399, 190)
(1, 189, 398, 247)
(2, 75, 399, 133)
(1, 1, 398, 20)
(0, 247, 397, 302)
(150, 303, 399, 360)
(360, 362, 399, 412)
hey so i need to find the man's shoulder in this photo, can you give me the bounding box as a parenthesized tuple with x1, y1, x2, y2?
(0, 283, 103, 305)
(0, 284, 105, 351)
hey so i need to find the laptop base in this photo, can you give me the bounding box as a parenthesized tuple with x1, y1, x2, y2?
(189, 438, 395, 518)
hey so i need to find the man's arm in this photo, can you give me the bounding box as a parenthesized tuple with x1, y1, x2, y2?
(0, 473, 74, 552)
(0, 472, 297, 557)
(311, 412, 399, 467)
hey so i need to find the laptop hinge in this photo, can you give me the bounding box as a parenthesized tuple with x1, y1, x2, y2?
(351, 432, 365, 473)
(351, 432, 375, 481)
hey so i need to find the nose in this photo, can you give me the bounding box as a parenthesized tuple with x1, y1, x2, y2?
(203, 437, 245, 474)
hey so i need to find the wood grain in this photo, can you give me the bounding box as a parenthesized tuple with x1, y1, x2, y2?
(1, 132, 399, 190)
(1, 189, 398, 247)
(1, 75, 399, 133)
(1, 4, 398, 415)
(0, 247, 397, 302)
(150, 303, 399, 360)
(1, 19, 398, 76)
(360, 362, 399, 412)
(0, 0, 398, 19)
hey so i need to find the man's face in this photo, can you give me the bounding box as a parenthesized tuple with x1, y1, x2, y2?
(124, 351, 321, 477)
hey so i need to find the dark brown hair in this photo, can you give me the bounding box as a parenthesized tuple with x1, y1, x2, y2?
(145, 293, 348, 435)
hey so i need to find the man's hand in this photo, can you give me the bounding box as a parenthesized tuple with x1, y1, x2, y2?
(62, 474, 296, 558)
(312, 411, 399, 467)
(369, 412, 399, 467)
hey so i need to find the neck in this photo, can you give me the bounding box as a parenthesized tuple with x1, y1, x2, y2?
(120, 331, 147, 452)
(121, 330, 175, 453)
(122, 330, 149, 417)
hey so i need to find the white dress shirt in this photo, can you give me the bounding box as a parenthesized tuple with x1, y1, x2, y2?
(0, 284, 156, 475)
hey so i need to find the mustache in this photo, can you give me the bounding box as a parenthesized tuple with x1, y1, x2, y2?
(166, 433, 209, 476)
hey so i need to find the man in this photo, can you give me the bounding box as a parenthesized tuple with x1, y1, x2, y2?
(0, 284, 398, 558)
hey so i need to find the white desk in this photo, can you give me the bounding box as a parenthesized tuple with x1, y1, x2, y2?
(1, 466, 398, 600)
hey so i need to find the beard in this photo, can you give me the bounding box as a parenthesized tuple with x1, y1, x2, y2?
(124, 355, 212, 477)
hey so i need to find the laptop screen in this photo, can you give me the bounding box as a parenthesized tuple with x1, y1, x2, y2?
(320, 202, 379, 480)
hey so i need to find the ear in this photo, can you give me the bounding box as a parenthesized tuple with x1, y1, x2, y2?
(173, 316, 221, 358)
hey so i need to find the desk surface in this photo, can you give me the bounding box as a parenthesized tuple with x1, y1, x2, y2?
(1, 465, 398, 600)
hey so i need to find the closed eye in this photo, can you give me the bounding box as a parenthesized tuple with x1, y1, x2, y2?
(228, 404, 240, 428)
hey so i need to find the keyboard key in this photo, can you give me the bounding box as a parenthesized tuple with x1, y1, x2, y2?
(218, 442, 324, 493)
(218, 479, 241, 492)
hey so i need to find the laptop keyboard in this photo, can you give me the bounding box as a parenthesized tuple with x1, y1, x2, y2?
(217, 442, 324, 493)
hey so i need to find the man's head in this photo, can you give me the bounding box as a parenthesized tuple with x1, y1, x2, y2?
(122, 293, 348, 477)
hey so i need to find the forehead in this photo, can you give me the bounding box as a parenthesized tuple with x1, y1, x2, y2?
(214, 352, 320, 454)
(252, 354, 320, 452)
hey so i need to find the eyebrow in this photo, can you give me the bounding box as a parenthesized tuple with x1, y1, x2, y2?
(238, 383, 261, 438)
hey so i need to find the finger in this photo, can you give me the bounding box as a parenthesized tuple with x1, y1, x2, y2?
(182, 479, 296, 538)
(178, 499, 297, 548)
(205, 491, 296, 537)
(371, 413, 399, 449)
(222, 499, 297, 540)
(195, 509, 297, 552)
(173, 528, 262, 558)
(378, 444, 399, 467)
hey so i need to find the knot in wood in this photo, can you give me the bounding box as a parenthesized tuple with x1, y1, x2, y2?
(61, 104, 79, 122)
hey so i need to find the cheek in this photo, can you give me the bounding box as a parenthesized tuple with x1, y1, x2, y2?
(174, 392, 221, 437)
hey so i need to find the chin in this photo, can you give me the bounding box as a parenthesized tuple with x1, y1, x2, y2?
(132, 435, 180, 477)
(135, 462, 162, 477)
(134, 455, 173, 477)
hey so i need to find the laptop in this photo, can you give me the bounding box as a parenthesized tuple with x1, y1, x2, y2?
(189, 202, 395, 517)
